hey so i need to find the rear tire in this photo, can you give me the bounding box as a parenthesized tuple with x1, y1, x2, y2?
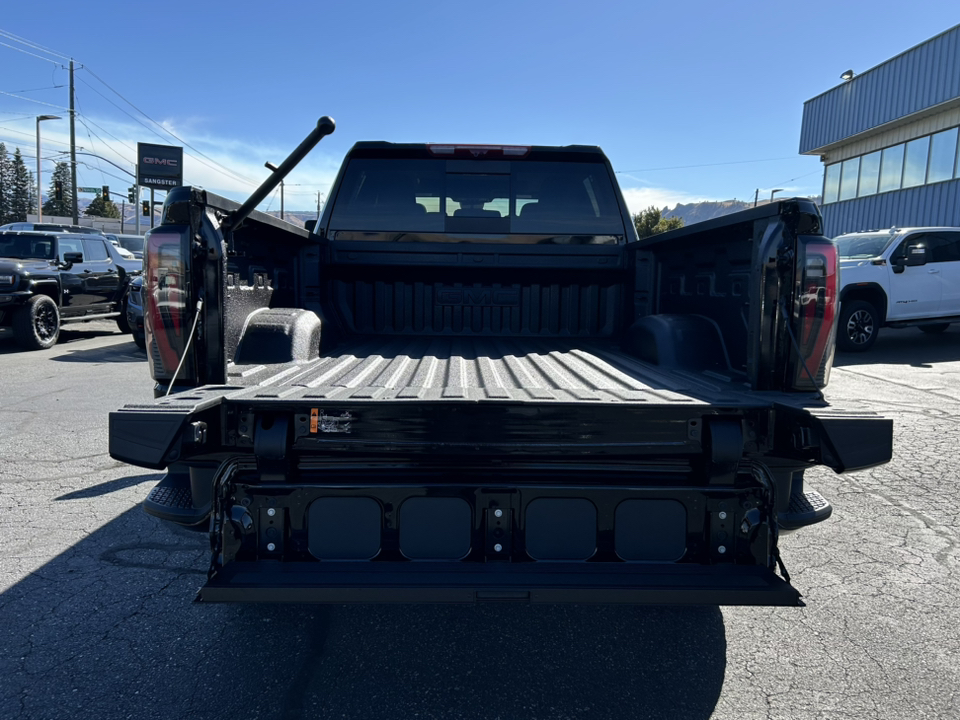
(116, 302, 132, 334)
(919, 323, 950, 334)
(13, 295, 60, 350)
(133, 332, 146, 351)
(837, 300, 879, 352)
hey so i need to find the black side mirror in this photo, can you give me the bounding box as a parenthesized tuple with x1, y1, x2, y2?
(304, 219, 317, 233)
(62, 251, 83, 267)
(904, 244, 928, 267)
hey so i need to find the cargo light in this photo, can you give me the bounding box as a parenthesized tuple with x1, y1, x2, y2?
(427, 144, 530, 157)
(791, 239, 838, 390)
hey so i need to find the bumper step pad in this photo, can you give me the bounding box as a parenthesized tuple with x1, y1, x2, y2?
(143, 471, 210, 527)
(778, 489, 832, 531)
(198, 561, 803, 606)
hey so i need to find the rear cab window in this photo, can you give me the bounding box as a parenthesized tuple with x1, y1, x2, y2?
(81, 237, 109, 261)
(327, 146, 627, 245)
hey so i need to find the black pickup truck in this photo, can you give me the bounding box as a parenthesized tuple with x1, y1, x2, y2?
(0, 231, 140, 349)
(109, 118, 892, 606)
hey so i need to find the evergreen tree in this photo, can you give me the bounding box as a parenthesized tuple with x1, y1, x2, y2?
(0, 143, 10, 225)
(85, 192, 121, 219)
(41, 161, 73, 218)
(10, 148, 34, 223)
(633, 205, 685, 239)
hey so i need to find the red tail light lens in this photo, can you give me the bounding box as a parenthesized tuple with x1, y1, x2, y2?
(792, 239, 838, 390)
(144, 229, 194, 382)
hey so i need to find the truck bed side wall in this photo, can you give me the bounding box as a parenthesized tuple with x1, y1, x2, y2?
(632, 216, 776, 384)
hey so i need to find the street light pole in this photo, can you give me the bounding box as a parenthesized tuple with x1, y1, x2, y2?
(770, 188, 784, 202)
(35, 115, 61, 221)
(265, 162, 283, 219)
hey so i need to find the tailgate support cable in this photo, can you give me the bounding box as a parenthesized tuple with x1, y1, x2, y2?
(165, 299, 203, 397)
(779, 297, 825, 402)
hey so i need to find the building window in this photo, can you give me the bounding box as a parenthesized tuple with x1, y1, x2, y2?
(839, 157, 860, 200)
(820, 124, 960, 205)
(823, 163, 841, 204)
(928, 127, 959, 183)
(902, 137, 930, 188)
(858, 150, 881, 196)
(878, 144, 905, 193)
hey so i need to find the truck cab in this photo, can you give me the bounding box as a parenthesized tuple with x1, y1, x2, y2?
(835, 226, 960, 351)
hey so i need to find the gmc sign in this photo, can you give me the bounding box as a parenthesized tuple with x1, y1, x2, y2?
(138, 142, 183, 189)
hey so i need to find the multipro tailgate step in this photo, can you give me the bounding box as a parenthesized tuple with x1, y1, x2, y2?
(143, 471, 211, 526)
(198, 562, 802, 606)
(778, 489, 832, 531)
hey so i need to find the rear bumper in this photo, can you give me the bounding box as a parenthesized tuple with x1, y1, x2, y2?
(198, 561, 802, 606)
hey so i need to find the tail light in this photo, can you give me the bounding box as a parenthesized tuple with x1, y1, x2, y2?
(144, 228, 195, 383)
(791, 238, 838, 390)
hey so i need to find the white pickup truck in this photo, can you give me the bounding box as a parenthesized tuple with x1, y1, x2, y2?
(835, 226, 960, 352)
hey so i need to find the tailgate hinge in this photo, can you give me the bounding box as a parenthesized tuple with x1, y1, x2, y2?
(253, 414, 289, 482)
(705, 418, 744, 485)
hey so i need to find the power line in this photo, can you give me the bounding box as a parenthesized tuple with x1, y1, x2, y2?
(0, 85, 65, 94)
(75, 74, 256, 188)
(0, 89, 68, 110)
(0, 125, 73, 147)
(0, 39, 61, 65)
(79, 67, 257, 187)
(76, 112, 135, 153)
(0, 28, 72, 61)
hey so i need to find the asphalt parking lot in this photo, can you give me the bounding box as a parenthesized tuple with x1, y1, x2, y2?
(1, 323, 959, 720)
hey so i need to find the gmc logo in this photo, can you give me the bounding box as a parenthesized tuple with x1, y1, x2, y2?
(437, 287, 520, 307)
(143, 157, 178, 166)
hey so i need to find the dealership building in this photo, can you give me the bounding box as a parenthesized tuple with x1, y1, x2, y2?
(800, 24, 960, 237)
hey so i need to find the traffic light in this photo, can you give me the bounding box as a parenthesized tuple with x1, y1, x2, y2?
(127, 186, 136, 203)
(102, 185, 109, 201)
(54, 180, 63, 202)
(142, 201, 149, 216)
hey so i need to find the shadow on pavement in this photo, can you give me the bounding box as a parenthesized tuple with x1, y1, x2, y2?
(55, 473, 161, 501)
(49, 339, 146, 363)
(1, 505, 727, 720)
(833, 326, 960, 368)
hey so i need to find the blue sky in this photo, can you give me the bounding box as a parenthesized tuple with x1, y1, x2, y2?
(1, 1, 958, 213)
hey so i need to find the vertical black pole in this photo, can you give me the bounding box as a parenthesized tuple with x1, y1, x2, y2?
(150, 188, 155, 228)
(69, 59, 78, 225)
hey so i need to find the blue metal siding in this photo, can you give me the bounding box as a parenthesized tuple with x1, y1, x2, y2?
(821, 178, 960, 237)
(800, 25, 960, 153)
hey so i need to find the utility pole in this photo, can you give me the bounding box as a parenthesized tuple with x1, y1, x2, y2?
(753, 188, 759, 208)
(69, 59, 79, 225)
(317, 191, 321, 218)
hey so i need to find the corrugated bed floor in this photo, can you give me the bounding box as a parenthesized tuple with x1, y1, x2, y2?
(225, 337, 756, 406)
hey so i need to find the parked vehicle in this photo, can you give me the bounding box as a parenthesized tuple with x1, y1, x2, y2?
(105, 235, 137, 260)
(107, 233, 145, 260)
(835, 227, 960, 351)
(109, 119, 892, 607)
(0, 231, 139, 349)
(125, 274, 145, 350)
(0, 222, 106, 235)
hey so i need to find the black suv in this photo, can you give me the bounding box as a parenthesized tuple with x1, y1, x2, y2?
(0, 231, 141, 350)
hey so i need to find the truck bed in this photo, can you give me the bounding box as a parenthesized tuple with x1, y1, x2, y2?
(224, 336, 765, 407)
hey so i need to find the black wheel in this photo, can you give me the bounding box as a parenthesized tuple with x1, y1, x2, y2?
(13, 295, 61, 350)
(133, 331, 146, 351)
(837, 300, 879, 352)
(919, 323, 950, 334)
(116, 302, 132, 334)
